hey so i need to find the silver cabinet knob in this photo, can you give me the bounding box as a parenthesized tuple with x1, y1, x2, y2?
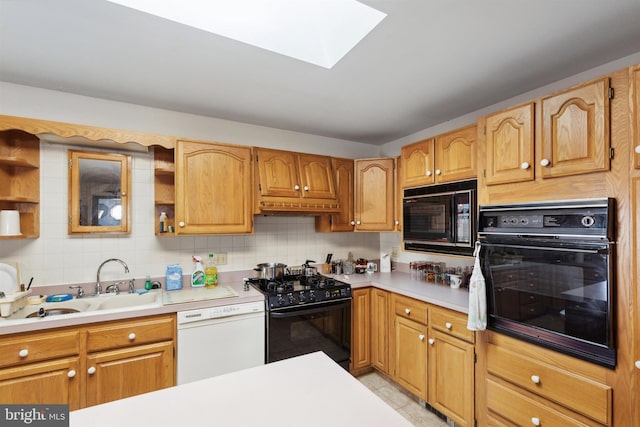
(395, 220, 400, 225)
(418, 334, 425, 341)
(531, 417, 540, 426)
(88, 366, 97, 375)
(128, 333, 136, 341)
(350, 220, 356, 226)
(18, 349, 29, 358)
(67, 370, 76, 378)
(426, 170, 432, 176)
(530, 375, 540, 384)
(635, 360, 640, 369)
(435, 169, 442, 175)
(445, 322, 452, 330)
(428, 338, 435, 345)
(405, 308, 411, 315)
(179, 221, 185, 227)
(635, 145, 640, 154)
(540, 158, 550, 167)
(356, 220, 361, 225)
(294, 184, 300, 190)
(520, 162, 530, 170)
(303, 185, 309, 191)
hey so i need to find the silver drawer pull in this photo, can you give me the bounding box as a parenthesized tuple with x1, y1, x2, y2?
(445, 322, 452, 330)
(531, 417, 540, 426)
(128, 332, 136, 341)
(18, 349, 29, 358)
(405, 308, 411, 315)
(530, 375, 540, 384)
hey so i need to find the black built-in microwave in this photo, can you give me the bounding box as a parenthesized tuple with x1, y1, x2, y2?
(403, 180, 476, 256)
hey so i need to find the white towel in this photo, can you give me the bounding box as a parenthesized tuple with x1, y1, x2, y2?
(467, 241, 487, 330)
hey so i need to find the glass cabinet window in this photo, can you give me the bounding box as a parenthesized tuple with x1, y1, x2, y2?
(68, 150, 131, 234)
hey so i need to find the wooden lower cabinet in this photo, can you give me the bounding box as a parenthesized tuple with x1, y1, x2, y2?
(350, 288, 371, 373)
(370, 288, 389, 374)
(392, 315, 428, 400)
(428, 305, 475, 427)
(86, 341, 174, 406)
(0, 357, 81, 410)
(0, 314, 175, 410)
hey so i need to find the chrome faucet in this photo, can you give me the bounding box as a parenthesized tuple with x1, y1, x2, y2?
(96, 258, 130, 295)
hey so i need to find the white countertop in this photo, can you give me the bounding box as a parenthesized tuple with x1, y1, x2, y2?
(331, 271, 470, 313)
(70, 352, 414, 427)
(0, 270, 470, 335)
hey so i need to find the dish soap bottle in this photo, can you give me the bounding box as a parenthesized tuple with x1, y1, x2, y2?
(204, 253, 218, 288)
(191, 256, 205, 287)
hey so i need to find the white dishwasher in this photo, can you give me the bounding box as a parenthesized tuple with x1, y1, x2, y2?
(177, 300, 265, 385)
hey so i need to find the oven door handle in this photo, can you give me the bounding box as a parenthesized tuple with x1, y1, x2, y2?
(269, 300, 351, 318)
(480, 242, 611, 254)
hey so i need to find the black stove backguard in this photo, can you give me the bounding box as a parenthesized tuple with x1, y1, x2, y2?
(479, 198, 617, 368)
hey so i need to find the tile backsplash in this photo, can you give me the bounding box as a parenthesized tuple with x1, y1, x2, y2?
(0, 143, 379, 288)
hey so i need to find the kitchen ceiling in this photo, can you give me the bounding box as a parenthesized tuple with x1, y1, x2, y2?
(1, 0, 640, 145)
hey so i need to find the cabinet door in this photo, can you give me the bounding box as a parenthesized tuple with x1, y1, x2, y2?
(435, 125, 477, 183)
(176, 140, 253, 234)
(428, 330, 475, 427)
(297, 154, 336, 199)
(485, 103, 535, 185)
(371, 288, 389, 374)
(541, 77, 611, 178)
(318, 157, 354, 232)
(633, 65, 640, 169)
(401, 138, 435, 187)
(351, 288, 371, 372)
(392, 315, 427, 400)
(86, 341, 174, 407)
(255, 148, 300, 198)
(0, 357, 81, 410)
(355, 158, 395, 231)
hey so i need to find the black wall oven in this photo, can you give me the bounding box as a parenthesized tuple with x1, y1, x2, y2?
(403, 179, 476, 256)
(478, 198, 616, 368)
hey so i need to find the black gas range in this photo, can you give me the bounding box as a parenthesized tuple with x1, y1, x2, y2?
(248, 274, 352, 312)
(248, 274, 352, 370)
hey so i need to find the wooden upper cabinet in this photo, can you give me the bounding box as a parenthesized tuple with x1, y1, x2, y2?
(434, 124, 477, 183)
(255, 148, 339, 214)
(400, 125, 477, 189)
(175, 139, 253, 234)
(255, 148, 336, 199)
(401, 138, 435, 187)
(316, 157, 355, 232)
(541, 77, 611, 178)
(355, 158, 396, 231)
(296, 153, 337, 199)
(485, 103, 535, 185)
(633, 65, 640, 169)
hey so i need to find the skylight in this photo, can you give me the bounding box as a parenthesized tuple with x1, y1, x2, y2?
(105, 0, 386, 69)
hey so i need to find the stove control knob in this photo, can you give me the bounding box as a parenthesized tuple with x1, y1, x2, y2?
(581, 215, 596, 227)
(288, 294, 295, 304)
(277, 296, 284, 305)
(325, 291, 330, 299)
(309, 290, 316, 301)
(298, 293, 305, 302)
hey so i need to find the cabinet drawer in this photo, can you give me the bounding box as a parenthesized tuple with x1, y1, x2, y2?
(429, 306, 474, 343)
(487, 379, 597, 427)
(392, 294, 427, 325)
(487, 344, 611, 425)
(0, 330, 80, 367)
(86, 315, 175, 352)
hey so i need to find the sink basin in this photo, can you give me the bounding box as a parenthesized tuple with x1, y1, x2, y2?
(97, 292, 160, 310)
(26, 307, 81, 318)
(3, 291, 161, 321)
(9, 299, 92, 319)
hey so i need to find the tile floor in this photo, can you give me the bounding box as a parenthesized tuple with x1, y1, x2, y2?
(357, 371, 451, 427)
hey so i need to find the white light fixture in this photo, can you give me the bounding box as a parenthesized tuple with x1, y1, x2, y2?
(105, 0, 386, 68)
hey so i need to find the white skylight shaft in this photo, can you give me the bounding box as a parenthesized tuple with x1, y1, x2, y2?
(105, 0, 386, 68)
